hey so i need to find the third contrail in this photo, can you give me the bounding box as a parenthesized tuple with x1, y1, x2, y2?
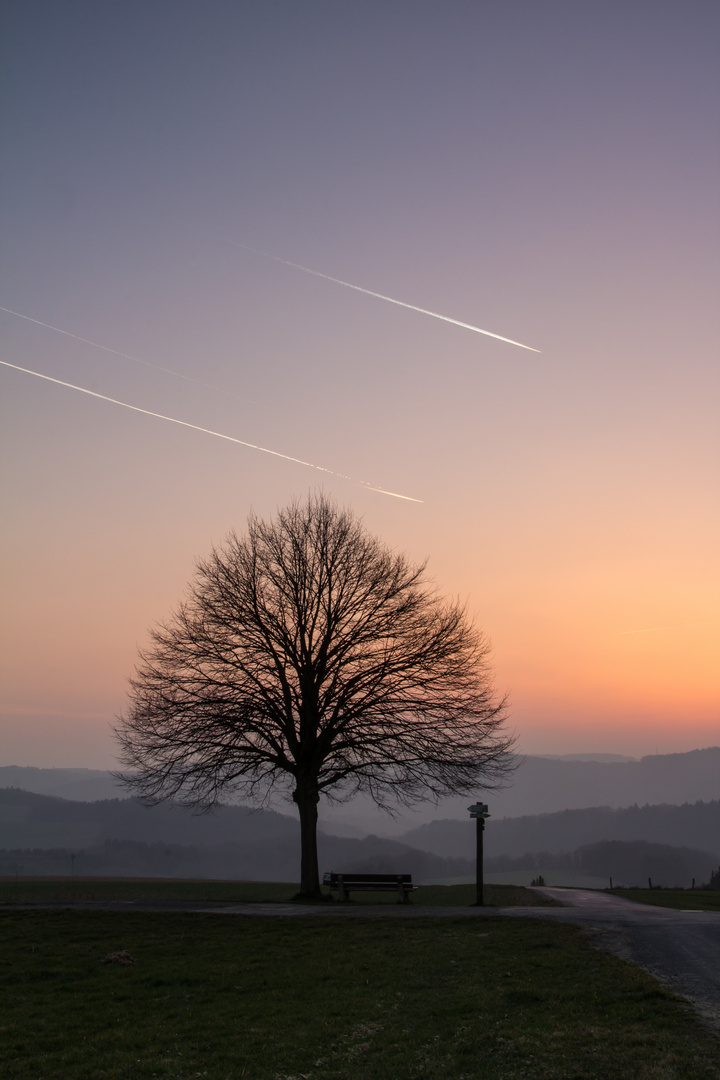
(228, 243, 541, 353)
(0, 360, 423, 503)
(0, 306, 246, 401)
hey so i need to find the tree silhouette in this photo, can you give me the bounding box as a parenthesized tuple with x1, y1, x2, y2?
(115, 494, 514, 897)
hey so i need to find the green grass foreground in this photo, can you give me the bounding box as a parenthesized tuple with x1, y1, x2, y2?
(610, 888, 720, 913)
(1, 911, 718, 1080)
(0, 878, 297, 905)
(0, 877, 552, 907)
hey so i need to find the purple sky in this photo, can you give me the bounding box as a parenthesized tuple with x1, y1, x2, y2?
(1, 1, 718, 768)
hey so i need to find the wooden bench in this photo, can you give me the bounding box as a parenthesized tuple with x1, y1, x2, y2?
(322, 872, 416, 903)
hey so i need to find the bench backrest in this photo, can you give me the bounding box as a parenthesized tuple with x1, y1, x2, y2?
(323, 872, 412, 884)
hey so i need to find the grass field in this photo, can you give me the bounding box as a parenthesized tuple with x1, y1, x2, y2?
(1, 908, 718, 1080)
(610, 888, 720, 913)
(0, 877, 554, 907)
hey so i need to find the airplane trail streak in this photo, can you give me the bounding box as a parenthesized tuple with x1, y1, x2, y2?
(0, 306, 244, 400)
(617, 623, 714, 635)
(0, 360, 423, 503)
(237, 244, 541, 353)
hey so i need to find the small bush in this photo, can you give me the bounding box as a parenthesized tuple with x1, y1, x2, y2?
(702, 866, 720, 890)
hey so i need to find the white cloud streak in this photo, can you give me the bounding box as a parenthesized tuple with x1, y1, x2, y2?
(235, 243, 541, 353)
(0, 360, 423, 503)
(0, 306, 245, 400)
(617, 624, 714, 635)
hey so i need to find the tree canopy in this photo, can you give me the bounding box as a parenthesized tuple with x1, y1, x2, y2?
(115, 494, 514, 896)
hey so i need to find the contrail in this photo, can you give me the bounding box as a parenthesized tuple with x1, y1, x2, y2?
(0, 306, 247, 401)
(359, 483, 424, 502)
(0, 360, 423, 503)
(229, 243, 541, 353)
(617, 623, 713, 635)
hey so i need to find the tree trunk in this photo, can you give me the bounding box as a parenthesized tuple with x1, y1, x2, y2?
(293, 781, 321, 898)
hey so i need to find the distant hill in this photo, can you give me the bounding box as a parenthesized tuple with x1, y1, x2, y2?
(485, 840, 719, 889)
(400, 800, 720, 860)
(489, 747, 720, 816)
(0, 788, 297, 851)
(3, 836, 714, 889)
(313, 747, 720, 832)
(410, 747, 720, 823)
(0, 832, 476, 885)
(2, 787, 718, 887)
(4, 747, 718, 831)
(0, 789, 474, 883)
(0, 767, 126, 802)
(534, 754, 636, 763)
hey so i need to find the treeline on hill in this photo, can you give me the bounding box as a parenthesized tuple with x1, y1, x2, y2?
(478, 747, 720, 816)
(1, 788, 719, 886)
(2, 747, 719, 821)
(485, 841, 719, 888)
(0, 834, 474, 884)
(4, 789, 719, 856)
(400, 800, 720, 859)
(0, 789, 473, 882)
(2, 837, 717, 888)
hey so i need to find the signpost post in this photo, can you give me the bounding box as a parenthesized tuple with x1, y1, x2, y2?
(468, 802, 490, 906)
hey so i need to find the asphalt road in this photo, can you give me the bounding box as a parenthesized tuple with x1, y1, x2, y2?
(5, 888, 719, 1030)
(518, 888, 720, 1031)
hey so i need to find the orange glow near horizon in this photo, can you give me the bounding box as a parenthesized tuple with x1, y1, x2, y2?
(2, 509, 718, 768)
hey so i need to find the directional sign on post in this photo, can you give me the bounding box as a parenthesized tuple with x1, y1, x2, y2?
(468, 803, 490, 904)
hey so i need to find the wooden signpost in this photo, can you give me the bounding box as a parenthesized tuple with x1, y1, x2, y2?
(468, 802, 490, 905)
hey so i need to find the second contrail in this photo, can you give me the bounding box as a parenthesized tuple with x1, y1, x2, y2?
(0, 360, 423, 503)
(234, 243, 541, 353)
(0, 305, 247, 401)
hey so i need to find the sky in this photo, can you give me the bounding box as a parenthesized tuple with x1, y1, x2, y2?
(1, 0, 718, 771)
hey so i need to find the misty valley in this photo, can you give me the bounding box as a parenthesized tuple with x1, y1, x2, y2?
(2, 749, 718, 891)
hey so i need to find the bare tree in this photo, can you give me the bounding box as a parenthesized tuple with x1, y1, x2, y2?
(115, 494, 514, 897)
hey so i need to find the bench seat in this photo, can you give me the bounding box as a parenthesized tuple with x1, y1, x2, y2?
(323, 871, 416, 903)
